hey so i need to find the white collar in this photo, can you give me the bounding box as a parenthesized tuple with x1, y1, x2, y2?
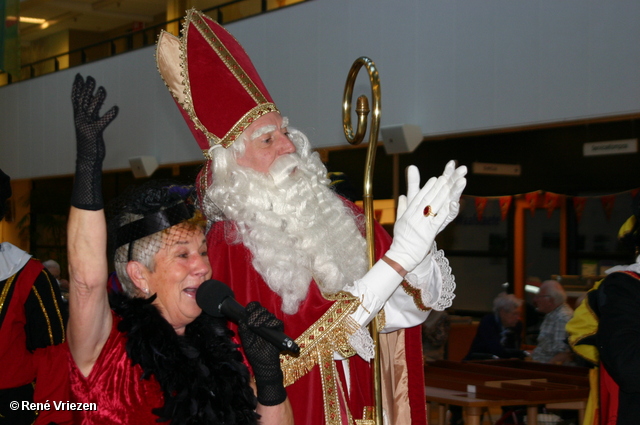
(605, 254, 640, 275)
(0, 242, 32, 281)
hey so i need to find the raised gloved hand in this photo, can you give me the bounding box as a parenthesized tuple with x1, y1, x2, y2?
(437, 161, 467, 231)
(70, 74, 119, 210)
(387, 161, 467, 273)
(396, 161, 466, 226)
(238, 302, 287, 406)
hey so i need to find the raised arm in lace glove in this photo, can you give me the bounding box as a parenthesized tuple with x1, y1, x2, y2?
(70, 74, 118, 210)
(238, 302, 287, 406)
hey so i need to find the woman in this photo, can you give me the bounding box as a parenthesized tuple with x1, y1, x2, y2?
(66, 74, 293, 424)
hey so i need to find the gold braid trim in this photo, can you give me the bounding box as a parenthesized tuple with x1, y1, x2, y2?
(280, 291, 361, 387)
(400, 279, 432, 312)
(0, 274, 16, 317)
(32, 286, 54, 345)
(42, 270, 65, 342)
(183, 10, 279, 149)
(376, 308, 386, 332)
(318, 350, 351, 425)
(355, 406, 376, 425)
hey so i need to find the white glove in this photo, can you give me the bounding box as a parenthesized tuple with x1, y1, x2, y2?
(387, 161, 467, 273)
(436, 161, 466, 231)
(397, 161, 466, 224)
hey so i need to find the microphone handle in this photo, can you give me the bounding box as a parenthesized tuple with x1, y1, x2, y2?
(252, 326, 300, 354)
(219, 296, 248, 323)
(220, 298, 300, 354)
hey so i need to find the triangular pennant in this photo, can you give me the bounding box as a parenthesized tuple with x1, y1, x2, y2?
(573, 197, 587, 223)
(475, 197, 488, 222)
(525, 192, 539, 216)
(499, 196, 512, 221)
(544, 192, 561, 218)
(601, 195, 616, 221)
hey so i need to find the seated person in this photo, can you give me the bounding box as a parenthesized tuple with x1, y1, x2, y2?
(465, 292, 528, 360)
(66, 74, 292, 424)
(450, 293, 527, 425)
(531, 280, 574, 365)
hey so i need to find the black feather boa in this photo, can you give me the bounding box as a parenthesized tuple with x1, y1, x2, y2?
(110, 293, 259, 424)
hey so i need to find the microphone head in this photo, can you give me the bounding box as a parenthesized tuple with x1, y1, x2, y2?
(196, 279, 235, 317)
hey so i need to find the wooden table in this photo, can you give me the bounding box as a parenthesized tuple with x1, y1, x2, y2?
(426, 386, 586, 425)
(424, 360, 589, 425)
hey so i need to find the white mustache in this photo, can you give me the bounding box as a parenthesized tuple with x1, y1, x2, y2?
(269, 154, 301, 189)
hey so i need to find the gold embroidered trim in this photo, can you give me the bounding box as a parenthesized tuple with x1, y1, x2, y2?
(178, 10, 279, 149)
(0, 274, 16, 317)
(355, 406, 376, 425)
(400, 279, 432, 312)
(376, 308, 386, 332)
(179, 14, 215, 146)
(318, 351, 342, 425)
(32, 286, 54, 345)
(280, 291, 361, 387)
(215, 104, 278, 148)
(190, 11, 268, 106)
(42, 270, 65, 342)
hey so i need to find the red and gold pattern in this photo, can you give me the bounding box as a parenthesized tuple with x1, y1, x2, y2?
(156, 9, 278, 150)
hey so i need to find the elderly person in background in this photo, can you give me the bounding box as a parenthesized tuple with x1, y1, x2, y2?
(531, 279, 574, 365)
(43, 259, 69, 289)
(156, 10, 467, 425)
(66, 74, 292, 424)
(466, 292, 528, 360)
(450, 294, 529, 425)
(43, 259, 70, 301)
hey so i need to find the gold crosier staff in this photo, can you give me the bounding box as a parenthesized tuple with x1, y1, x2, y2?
(342, 57, 384, 425)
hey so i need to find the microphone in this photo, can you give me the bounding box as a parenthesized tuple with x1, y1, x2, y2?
(196, 279, 300, 354)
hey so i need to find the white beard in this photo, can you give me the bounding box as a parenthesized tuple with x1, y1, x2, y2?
(205, 128, 368, 314)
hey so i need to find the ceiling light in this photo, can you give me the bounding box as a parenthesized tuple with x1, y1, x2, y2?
(20, 16, 47, 24)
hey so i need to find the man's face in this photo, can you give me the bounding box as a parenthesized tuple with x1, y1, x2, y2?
(534, 291, 555, 314)
(236, 112, 296, 174)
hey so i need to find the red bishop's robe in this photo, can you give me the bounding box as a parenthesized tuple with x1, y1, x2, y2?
(206, 203, 427, 425)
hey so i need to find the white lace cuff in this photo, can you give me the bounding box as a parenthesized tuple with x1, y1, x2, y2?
(348, 325, 375, 362)
(404, 242, 456, 311)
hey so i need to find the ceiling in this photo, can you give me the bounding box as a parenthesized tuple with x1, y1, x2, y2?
(18, 0, 169, 42)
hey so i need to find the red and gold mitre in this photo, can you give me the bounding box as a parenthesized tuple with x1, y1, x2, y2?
(156, 9, 279, 152)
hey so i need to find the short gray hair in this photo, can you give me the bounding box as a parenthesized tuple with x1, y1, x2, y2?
(540, 280, 567, 305)
(42, 259, 61, 278)
(113, 217, 163, 297)
(493, 292, 523, 313)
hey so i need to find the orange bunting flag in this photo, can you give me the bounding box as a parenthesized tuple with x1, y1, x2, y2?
(544, 192, 561, 218)
(525, 192, 539, 216)
(573, 197, 587, 223)
(499, 196, 512, 221)
(601, 195, 616, 221)
(475, 197, 488, 222)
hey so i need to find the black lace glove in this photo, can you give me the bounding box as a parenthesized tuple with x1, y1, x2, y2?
(70, 74, 118, 210)
(238, 302, 287, 406)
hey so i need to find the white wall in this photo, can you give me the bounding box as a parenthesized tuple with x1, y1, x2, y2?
(2, 0, 640, 179)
